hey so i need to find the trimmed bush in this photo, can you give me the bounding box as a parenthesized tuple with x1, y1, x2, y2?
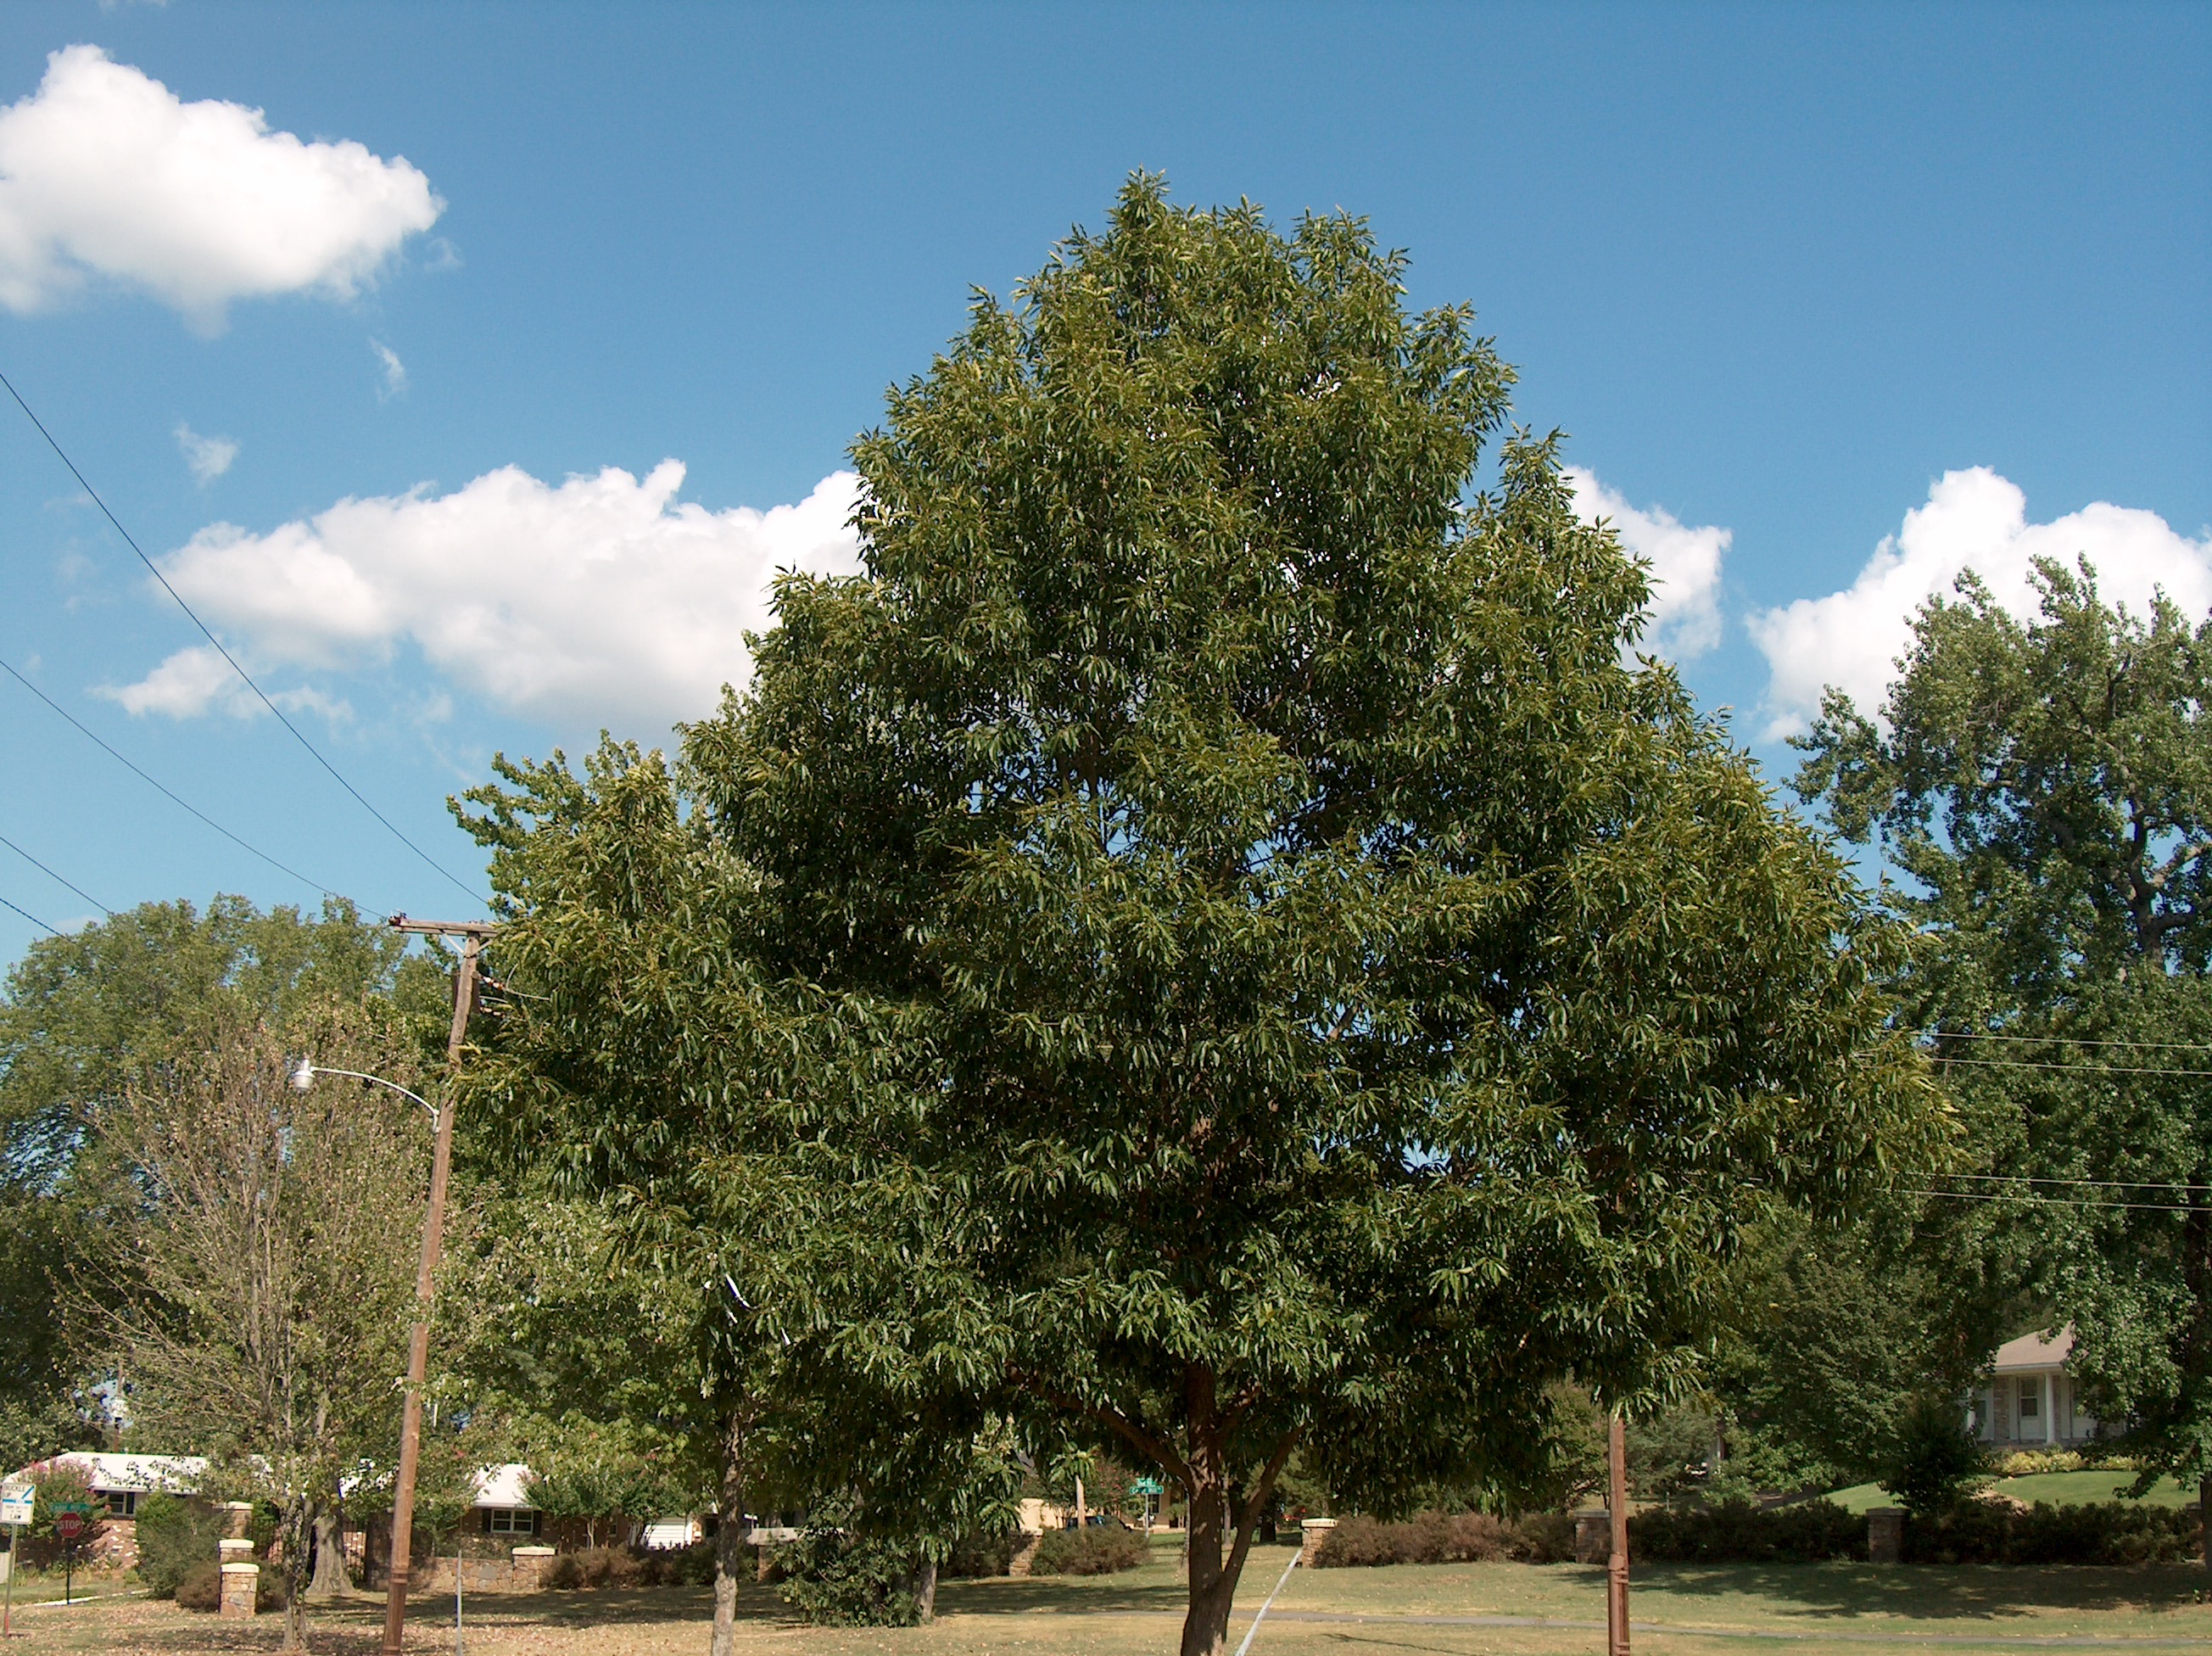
(1905, 1501, 2201, 1566)
(946, 1529, 1019, 1578)
(175, 1558, 287, 1613)
(1029, 1525, 1147, 1576)
(1506, 1512, 1577, 1564)
(132, 1494, 227, 1598)
(1314, 1512, 1513, 1568)
(655, 1541, 719, 1586)
(1630, 1499, 1865, 1564)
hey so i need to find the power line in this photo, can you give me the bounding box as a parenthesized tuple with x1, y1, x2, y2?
(1947, 1172, 2212, 1194)
(0, 366, 486, 911)
(1936, 1056, 2212, 1081)
(0, 831, 112, 916)
(1, 654, 385, 921)
(1912, 1188, 2200, 1216)
(0, 893, 59, 937)
(1932, 1031, 2212, 1055)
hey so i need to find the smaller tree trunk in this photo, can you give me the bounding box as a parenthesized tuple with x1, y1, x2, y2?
(914, 1555, 938, 1623)
(710, 1410, 747, 1656)
(2201, 1474, 2210, 1594)
(282, 1503, 310, 1653)
(306, 1506, 352, 1599)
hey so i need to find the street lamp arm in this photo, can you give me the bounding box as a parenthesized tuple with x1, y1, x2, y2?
(294, 1063, 438, 1123)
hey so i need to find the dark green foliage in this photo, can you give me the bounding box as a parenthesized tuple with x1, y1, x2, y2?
(28, 1462, 102, 1547)
(1903, 1501, 2203, 1566)
(461, 174, 1944, 1656)
(1796, 561, 2212, 1506)
(1879, 1395, 1991, 1514)
(1629, 1499, 1866, 1564)
(1029, 1525, 1148, 1575)
(1708, 1211, 2004, 1497)
(132, 1493, 226, 1597)
(1310, 1509, 1578, 1566)
(773, 1509, 928, 1626)
(945, 1530, 1019, 1577)
(175, 1555, 287, 1613)
(1312, 1511, 1512, 1566)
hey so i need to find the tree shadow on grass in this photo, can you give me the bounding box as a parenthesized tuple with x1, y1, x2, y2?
(933, 1572, 1188, 1618)
(1633, 1561, 2211, 1622)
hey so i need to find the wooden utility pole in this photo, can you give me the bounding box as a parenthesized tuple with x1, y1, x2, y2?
(380, 915, 494, 1656)
(1608, 1412, 1631, 1656)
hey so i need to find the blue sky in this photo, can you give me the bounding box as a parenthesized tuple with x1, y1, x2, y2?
(0, 1, 2206, 964)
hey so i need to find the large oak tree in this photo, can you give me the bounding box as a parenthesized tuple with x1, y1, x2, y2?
(465, 177, 1938, 1655)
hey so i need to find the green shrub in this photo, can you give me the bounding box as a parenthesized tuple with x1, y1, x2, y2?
(946, 1529, 1019, 1578)
(1905, 1502, 2201, 1565)
(1313, 1512, 1513, 1568)
(1505, 1512, 1577, 1564)
(1629, 1499, 1865, 1564)
(133, 1494, 226, 1598)
(175, 1557, 287, 1614)
(773, 1513, 927, 1626)
(656, 1541, 719, 1586)
(1878, 1396, 1989, 1514)
(1029, 1525, 1147, 1576)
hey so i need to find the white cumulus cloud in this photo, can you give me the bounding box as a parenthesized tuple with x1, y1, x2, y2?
(1749, 467, 2212, 739)
(0, 45, 442, 328)
(174, 422, 237, 484)
(1564, 467, 1728, 659)
(112, 462, 863, 730)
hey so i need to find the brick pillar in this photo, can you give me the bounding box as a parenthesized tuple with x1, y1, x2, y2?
(1298, 1518, 1338, 1567)
(1008, 1533, 1042, 1577)
(511, 1545, 555, 1591)
(1868, 1508, 1904, 1564)
(223, 1502, 254, 1539)
(219, 1561, 260, 1618)
(1574, 1511, 1611, 1565)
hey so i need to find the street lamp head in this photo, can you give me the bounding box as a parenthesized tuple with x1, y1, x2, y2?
(289, 1058, 317, 1093)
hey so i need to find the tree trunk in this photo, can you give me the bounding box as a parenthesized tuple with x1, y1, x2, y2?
(306, 1505, 351, 1600)
(710, 1409, 747, 1656)
(2201, 1473, 2210, 1594)
(282, 1503, 310, 1653)
(914, 1555, 938, 1623)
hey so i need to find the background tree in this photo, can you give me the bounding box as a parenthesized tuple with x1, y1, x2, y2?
(0, 897, 437, 1469)
(82, 1008, 424, 1649)
(1796, 557, 2212, 1543)
(464, 176, 1941, 1656)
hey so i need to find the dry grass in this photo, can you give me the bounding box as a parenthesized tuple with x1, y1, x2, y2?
(9, 1541, 2212, 1656)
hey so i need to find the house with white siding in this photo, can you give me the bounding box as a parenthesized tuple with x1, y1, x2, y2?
(1969, 1326, 2103, 1446)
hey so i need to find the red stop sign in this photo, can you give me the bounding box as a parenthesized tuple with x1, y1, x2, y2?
(54, 1512, 83, 1541)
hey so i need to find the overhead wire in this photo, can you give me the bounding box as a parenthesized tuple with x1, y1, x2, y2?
(0, 830, 113, 916)
(0, 366, 486, 910)
(1932, 1031, 2212, 1055)
(1, 654, 385, 921)
(1912, 1188, 2200, 1216)
(0, 893, 59, 937)
(1932, 1056, 2212, 1080)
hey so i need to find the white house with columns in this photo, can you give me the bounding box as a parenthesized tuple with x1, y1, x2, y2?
(1970, 1326, 2102, 1446)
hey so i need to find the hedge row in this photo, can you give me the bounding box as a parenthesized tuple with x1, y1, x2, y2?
(1313, 1511, 1575, 1567)
(1315, 1497, 2204, 1569)
(1030, 1526, 1148, 1575)
(1905, 1502, 2201, 1566)
(1630, 1500, 1865, 1564)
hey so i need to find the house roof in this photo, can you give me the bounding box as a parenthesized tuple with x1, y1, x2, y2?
(1992, 1326, 2075, 1373)
(6, 1453, 209, 1495)
(5, 1454, 536, 1511)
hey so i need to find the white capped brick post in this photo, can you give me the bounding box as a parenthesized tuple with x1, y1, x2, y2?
(218, 1538, 260, 1619)
(1298, 1518, 1337, 1567)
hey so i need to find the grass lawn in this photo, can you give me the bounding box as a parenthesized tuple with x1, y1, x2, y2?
(7, 1540, 2212, 1655)
(1825, 1469, 2199, 1511)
